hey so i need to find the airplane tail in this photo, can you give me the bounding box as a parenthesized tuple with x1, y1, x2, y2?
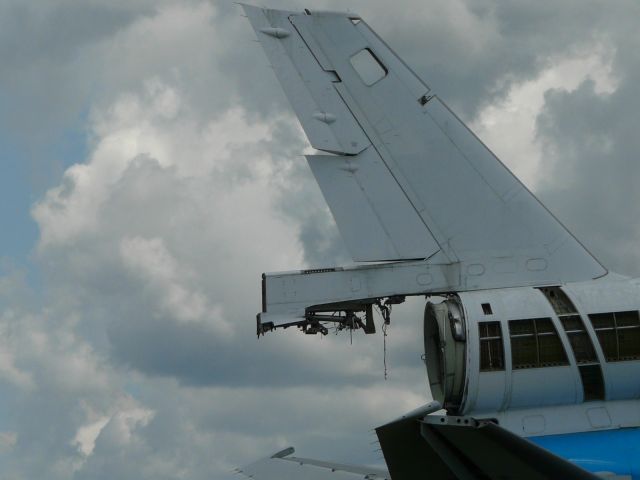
(243, 5, 606, 322)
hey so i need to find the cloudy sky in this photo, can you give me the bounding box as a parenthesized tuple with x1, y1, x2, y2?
(1, 0, 640, 478)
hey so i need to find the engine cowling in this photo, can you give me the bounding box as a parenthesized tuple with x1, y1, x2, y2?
(423, 297, 466, 412)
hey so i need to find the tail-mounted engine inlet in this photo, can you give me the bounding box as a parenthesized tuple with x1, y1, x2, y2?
(424, 296, 467, 412)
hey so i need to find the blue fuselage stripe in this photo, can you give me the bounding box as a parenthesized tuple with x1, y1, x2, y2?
(529, 428, 640, 479)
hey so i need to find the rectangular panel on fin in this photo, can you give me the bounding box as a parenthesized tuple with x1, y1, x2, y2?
(307, 147, 440, 262)
(243, 5, 370, 155)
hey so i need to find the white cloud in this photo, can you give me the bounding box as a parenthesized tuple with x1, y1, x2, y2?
(96, 406, 155, 448)
(73, 417, 110, 457)
(0, 431, 17, 453)
(0, 350, 34, 390)
(32, 78, 302, 273)
(119, 236, 228, 329)
(471, 45, 618, 188)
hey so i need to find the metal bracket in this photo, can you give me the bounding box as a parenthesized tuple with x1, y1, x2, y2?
(421, 415, 479, 428)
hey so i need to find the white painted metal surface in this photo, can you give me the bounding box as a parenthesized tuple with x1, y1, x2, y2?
(244, 3, 607, 321)
(307, 147, 440, 261)
(436, 279, 640, 437)
(243, 6, 369, 155)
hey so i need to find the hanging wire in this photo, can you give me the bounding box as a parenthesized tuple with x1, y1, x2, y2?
(375, 302, 392, 380)
(382, 321, 388, 380)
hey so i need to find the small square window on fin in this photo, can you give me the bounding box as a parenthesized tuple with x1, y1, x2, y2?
(350, 48, 387, 86)
(482, 303, 493, 315)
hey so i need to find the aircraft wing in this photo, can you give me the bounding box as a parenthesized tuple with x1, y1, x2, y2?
(236, 409, 602, 480)
(376, 404, 600, 480)
(235, 447, 390, 480)
(243, 5, 607, 324)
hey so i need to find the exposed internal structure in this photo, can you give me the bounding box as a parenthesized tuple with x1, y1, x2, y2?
(420, 282, 640, 423)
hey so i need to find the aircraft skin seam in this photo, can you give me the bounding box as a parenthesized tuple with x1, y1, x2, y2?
(331, 84, 456, 262)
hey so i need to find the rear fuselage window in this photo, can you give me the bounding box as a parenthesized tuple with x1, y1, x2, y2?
(509, 318, 568, 369)
(589, 311, 640, 362)
(350, 48, 387, 86)
(479, 321, 504, 371)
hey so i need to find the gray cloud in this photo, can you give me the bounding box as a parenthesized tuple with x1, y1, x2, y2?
(532, 3, 640, 275)
(537, 80, 640, 275)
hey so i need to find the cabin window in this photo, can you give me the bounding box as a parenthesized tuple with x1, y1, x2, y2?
(589, 311, 640, 362)
(350, 49, 387, 86)
(479, 321, 504, 371)
(509, 318, 568, 369)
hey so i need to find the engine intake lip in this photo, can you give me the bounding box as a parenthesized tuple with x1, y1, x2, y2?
(424, 296, 467, 412)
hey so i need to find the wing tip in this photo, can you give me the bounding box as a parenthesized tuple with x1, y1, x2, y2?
(239, 4, 360, 19)
(271, 446, 295, 458)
